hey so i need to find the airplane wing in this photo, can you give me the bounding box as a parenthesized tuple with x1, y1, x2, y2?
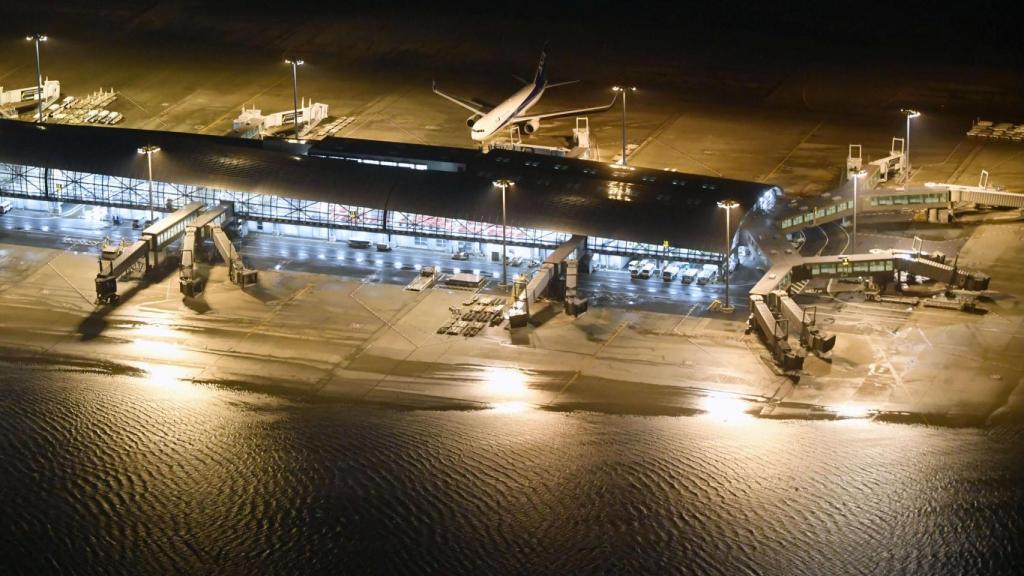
(514, 93, 618, 123)
(432, 81, 489, 115)
(545, 79, 580, 88)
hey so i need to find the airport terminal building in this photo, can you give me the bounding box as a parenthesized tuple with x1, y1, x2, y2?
(0, 120, 781, 269)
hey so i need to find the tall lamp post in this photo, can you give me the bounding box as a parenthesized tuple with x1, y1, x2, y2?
(493, 179, 514, 288)
(285, 58, 305, 133)
(901, 109, 920, 179)
(137, 145, 160, 223)
(611, 86, 636, 165)
(26, 33, 47, 123)
(717, 200, 739, 313)
(849, 169, 867, 254)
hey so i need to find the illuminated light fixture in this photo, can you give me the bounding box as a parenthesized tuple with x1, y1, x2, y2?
(493, 179, 514, 288)
(849, 169, 867, 254)
(611, 86, 637, 166)
(285, 58, 305, 131)
(26, 33, 48, 123)
(717, 200, 739, 313)
(900, 109, 921, 179)
(137, 145, 160, 223)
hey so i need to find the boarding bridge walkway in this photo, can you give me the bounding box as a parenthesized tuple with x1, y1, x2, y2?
(510, 234, 587, 326)
(780, 182, 1024, 235)
(179, 203, 258, 297)
(747, 248, 992, 368)
(95, 201, 205, 304)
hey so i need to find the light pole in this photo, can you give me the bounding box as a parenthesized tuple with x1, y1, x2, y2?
(137, 145, 160, 223)
(285, 58, 305, 133)
(26, 33, 47, 123)
(901, 109, 920, 179)
(717, 200, 739, 313)
(493, 179, 514, 288)
(849, 169, 867, 254)
(611, 86, 636, 165)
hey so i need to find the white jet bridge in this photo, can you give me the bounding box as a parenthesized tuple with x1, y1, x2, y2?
(508, 234, 587, 327)
(95, 201, 205, 304)
(0, 79, 60, 118)
(231, 100, 329, 139)
(179, 202, 257, 297)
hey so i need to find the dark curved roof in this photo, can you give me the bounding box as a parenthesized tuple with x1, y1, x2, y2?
(0, 120, 776, 252)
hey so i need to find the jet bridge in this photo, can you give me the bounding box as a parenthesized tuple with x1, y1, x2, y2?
(767, 290, 836, 355)
(95, 201, 204, 304)
(925, 171, 1024, 210)
(179, 202, 257, 297)
(867, 138, 906, 184)
(749, 295, 805, 372)
(509, 235, 587, 326)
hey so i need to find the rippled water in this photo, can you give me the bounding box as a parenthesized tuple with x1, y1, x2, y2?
(1, 364, 1022, 575)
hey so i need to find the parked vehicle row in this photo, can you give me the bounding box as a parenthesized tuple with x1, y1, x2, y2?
(628, 259, 720, 286)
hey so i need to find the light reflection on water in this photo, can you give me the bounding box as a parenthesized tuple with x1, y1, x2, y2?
(0, 365, 1021, 574)
(699, 392, 755, 423)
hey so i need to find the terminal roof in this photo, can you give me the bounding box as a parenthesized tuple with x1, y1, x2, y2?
(0, 120, 778, 252)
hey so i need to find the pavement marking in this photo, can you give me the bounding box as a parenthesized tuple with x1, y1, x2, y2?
(628, 113, 679, 164)
(348, 280, 418, 347)
(119, 91, 168, 128)
(815, 224, 830, 256)
(644, 132, 723, 176)
(545, 370, 581, 407)
(670, 303, 698, 335)
(197, 77, 286, 135)
(593, 320, 627, 358)
(761, 119, 823, 183)
(836, 221, 851, 254)
(872, 336, 931, 426)
(47, 259, 95, 307)
(0, 65, 25, 82)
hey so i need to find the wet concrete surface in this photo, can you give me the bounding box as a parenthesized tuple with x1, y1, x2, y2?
(1, 208, 1021, 424)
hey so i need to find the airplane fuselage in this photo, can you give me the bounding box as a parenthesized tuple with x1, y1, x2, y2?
(470, 81, 546, 141)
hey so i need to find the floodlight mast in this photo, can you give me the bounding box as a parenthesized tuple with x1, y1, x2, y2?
(493, 179, 515, 288)
(611, 86, 636, 165)
(26, 34, 47, 123)
(717, 200, 739, 312)
(137, 145, 160, 222)
(285, 59, 305, 132)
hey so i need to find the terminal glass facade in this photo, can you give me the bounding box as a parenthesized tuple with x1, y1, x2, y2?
(0, 161, 718, 261)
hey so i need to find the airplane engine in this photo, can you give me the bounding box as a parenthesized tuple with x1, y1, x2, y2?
(521, 119, 540, 134)
(467, 115, 480, 128)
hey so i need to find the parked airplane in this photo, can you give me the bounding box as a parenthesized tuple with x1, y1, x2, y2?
(433, 50, 618, 141)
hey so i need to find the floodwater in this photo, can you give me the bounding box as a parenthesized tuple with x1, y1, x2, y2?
(1, 363, 1022, 575)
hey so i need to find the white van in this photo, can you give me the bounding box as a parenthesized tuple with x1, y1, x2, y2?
(662, 262, 681, 281)
(696, 269, 717, 285)
(638, 260, 657, 279)
(0, 199, 13, 215)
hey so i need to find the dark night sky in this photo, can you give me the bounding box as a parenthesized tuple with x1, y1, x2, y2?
(6, 0, 1020, 67)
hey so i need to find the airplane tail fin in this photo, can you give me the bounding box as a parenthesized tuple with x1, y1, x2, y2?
(532, 46, 548, 86)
